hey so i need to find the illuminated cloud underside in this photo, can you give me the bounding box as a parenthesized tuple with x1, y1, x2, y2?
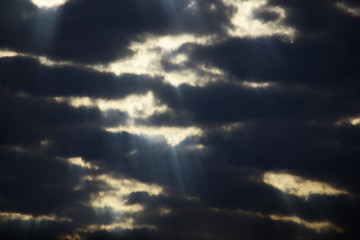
(0, 212, 70, 222)
(263, 172, 348, 200)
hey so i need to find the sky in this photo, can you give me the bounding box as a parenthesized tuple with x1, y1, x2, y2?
(0, 0, 360, 239)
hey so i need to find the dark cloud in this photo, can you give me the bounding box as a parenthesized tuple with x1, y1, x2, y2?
(0, 0, 232, 63)
(252, 8, 281, 22)
(0, 57, 170, 98)
(1, 0, 360, 239)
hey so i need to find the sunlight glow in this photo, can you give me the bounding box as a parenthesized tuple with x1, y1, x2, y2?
(263, 172, 348, 200)
(31, 0, 68, 9)
(349, 117, 360, 125)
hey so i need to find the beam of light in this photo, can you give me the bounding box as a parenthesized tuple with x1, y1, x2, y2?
(336, 2, 360, 17)
(210, 208, 343, 233)
(263, 171, 348, 200)
(2, 0, 296, 89)
(0, 212, 71, 222)
(54, 92, 203, 146)
(31, 0, 68, 9)
(222, 0, 295, 39)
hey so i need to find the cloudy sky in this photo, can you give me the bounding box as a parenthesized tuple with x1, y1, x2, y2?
(1, 0, 360, 239)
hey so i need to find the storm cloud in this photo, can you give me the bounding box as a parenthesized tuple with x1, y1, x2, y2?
(1, 0, 359, 239)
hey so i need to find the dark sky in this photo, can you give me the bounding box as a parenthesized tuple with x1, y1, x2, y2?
(1, 0, 360, 239)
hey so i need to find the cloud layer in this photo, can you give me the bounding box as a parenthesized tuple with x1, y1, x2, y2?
(1, 0, 360, 239)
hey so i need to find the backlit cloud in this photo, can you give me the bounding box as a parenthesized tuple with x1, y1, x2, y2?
(263, 171, 348, 200)
(1, 0, 360, 239)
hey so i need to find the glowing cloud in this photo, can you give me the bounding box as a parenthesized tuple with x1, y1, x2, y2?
(31, 0, 68, 9)
(84, 174, 162, 213)
(0, 212, 70, 222)
(83, 218, 156, 232)
(349, 117, 360, 125)
(242, 81, 272, 88)
(0, 50, 18, 58)
(222, 0, 295, 38)
(263, 171, 348, 200)
(66, 157, 99, 170)
(106, 124, 203, 147)
(211, 208, 343, 233)
(336, 2, 360, 17)
(268, 214, 343, 233)
(107, 34, 223, 86)
(55, 91, 168, 119)
(55, 92, 202, 146)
